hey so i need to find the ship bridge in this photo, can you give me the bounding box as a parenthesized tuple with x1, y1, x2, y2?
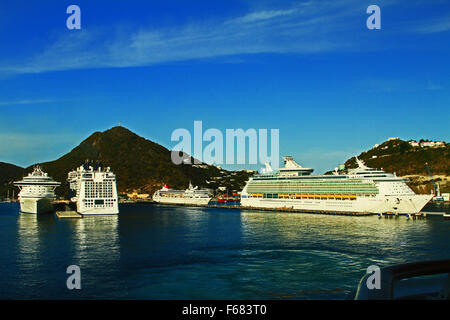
(347, 157, 408, 182)
(14, 166, 61, 187)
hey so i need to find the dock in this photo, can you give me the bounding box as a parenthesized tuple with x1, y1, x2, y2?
(154, 202, 372, 216)
(239, 206, 373, 216)
(135, 202, 448, 218)
(420, 211, 447, 217)
(55, 211, 83, 219)
(376, 211, 450, 219)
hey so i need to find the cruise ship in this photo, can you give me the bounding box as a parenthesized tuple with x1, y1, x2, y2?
(68, 162, 119, 215)
(240, 156, 432, 215)
(153, 182, 211, 206)
(14, 166, 61, 214)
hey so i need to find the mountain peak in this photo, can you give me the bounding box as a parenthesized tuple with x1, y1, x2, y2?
(88, 125, 137, 138)
(0, 126, 254, 197)
(104, 125, 136, 135)
(82, 126, 142, 148)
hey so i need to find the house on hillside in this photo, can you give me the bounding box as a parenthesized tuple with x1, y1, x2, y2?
(408, 140, 445, 148)
(420, 141, 445, 148)
(408, 140, 420, 147)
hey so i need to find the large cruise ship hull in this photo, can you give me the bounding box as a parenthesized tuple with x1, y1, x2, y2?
(241, 194, 433, 215)
(153, 196, 211, 206)
(19, 197, 54, 214)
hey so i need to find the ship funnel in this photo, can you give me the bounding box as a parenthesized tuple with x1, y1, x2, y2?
(283, 156, 304, 169)
(262, 161, 273, 173)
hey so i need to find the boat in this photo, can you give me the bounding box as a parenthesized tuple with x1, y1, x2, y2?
(13, 166, 61, 214)
(153, 182, 211, 206)
(240, 156, 433, 215)
(67, 162, 119, 215)
(354, 259, 450, 299)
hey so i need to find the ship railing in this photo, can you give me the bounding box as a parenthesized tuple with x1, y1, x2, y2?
(354, 259, 450, 300)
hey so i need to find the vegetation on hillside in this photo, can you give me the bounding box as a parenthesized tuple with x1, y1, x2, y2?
(1, 126, 254, 198)
(2, 132, 448, 198)
(344, 139, 450, 193)
(0, 162, 24, 199)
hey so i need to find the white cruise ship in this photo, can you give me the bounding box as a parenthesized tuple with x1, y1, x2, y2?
(153, 182, 211, 206)
(14, 166, 61, 214)
(68, 163, 119, 215)
(240, 156, 432, 215)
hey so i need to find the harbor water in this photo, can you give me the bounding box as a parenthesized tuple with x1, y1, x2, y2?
(0, 202, 449, 299)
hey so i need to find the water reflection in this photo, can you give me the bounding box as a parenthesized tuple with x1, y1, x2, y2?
(15, 212, 121, 298)
(17, 214, 42, 271)
(239, 210, 433, 256)
(68, 215, 120, 269)
(15, 213, 59, 296)
(17, 213, 120, 268)
(235, 211, 437, 298)
(6, 204, 449, 299)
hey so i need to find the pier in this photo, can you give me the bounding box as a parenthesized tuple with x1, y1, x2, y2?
(154, 202, 373, 216)
(239, 206, 373, 216)
(129, 202, 448, 218)
(376, 211, 448, 220)
(55, 211, 83, 219)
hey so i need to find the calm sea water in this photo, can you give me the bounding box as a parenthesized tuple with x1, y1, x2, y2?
(0, 202, 449, 299)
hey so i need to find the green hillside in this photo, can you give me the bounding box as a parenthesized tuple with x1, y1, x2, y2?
(3, 130, 447, 198)
(344, 139, 450, 194)
(1, 126, 253, 198)
(0, 162, 24, 199)
(0, 162, 23, 184)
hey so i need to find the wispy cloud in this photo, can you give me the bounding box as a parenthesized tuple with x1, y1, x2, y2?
(413, 16, 450, 34)
(0, 98, 58, 106)
(0, 0, 371, 75)
(4, 0, 447, 75)
(231, 8, 298, 23)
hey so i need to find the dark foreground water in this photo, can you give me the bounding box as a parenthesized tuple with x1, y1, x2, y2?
(0, 202, 449, 299)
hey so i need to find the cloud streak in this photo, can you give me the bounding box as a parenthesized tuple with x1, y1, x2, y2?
(231, 8, 298, 23)
(3, 0, 447, 75)
(0, 0, 371, 75)
(0, 99, 58, 106)
(413, 17, 450, 34)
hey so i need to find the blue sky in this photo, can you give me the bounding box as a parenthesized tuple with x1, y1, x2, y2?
(0, 0, 449, 173)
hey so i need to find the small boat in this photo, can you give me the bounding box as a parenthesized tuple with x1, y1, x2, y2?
(153, 182, 211, 206)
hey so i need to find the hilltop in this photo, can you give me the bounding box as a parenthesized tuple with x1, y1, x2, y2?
(343, 138, 450, 194)
(0, 126, 253, 198)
